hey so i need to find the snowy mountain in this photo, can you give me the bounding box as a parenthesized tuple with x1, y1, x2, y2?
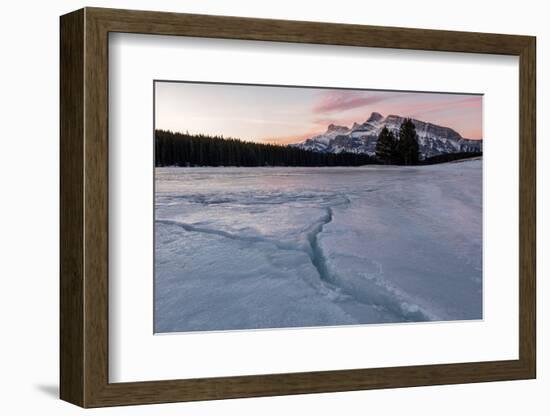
(294, 112, 482, 159)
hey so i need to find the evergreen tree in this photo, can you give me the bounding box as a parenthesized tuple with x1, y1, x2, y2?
(397, 118, 420, 165)
(375, 126, 398, 164)
(154, 130, 377, 167)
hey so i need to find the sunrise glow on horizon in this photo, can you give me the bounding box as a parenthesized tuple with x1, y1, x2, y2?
(155, 81, 483, 144)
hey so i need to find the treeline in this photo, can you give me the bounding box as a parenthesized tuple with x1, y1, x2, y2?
(420, 152, 482, 165)
(155, 130, 377, 167)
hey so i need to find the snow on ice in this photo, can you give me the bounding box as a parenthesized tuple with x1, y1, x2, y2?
(154, 159, 482, 333)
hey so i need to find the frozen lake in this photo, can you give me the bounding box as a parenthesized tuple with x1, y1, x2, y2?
(154, 160, 482, 333)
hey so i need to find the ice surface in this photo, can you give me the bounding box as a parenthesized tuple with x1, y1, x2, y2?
(155, 159, 482, 333)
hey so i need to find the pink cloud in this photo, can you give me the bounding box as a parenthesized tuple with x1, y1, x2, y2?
(313, 90, 400, 114)
(403, 96, 482, 119)
(279, 91, 483, 143)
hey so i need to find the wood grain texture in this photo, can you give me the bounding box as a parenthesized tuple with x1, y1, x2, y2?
(59, 7, 537, 408)
(88, 7, 532, 54)
(59, 8, 84, 407)
(83, 10, 110, 406)
(518, 38, 537, 375)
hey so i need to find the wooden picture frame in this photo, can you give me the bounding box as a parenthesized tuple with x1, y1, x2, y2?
(60, 7, 536, 408)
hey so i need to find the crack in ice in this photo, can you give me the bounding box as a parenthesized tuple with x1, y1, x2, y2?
(156, 194, 352, 300)
(156, 219, 305, 253)
(305, 207, 334, 285)
(157, 215, 350, 303)
(301, 194, 352, 287)
(157, 191, 432, 321)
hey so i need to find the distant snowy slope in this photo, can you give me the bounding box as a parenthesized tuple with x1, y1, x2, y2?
(293, 112, 482, 158)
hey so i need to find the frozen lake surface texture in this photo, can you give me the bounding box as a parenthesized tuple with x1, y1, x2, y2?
(155, 160, 482, 333)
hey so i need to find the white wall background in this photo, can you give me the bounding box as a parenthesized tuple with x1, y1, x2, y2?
(0, 0, 545, 414)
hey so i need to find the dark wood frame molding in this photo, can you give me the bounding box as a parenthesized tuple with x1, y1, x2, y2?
(60, 7, 536, 408)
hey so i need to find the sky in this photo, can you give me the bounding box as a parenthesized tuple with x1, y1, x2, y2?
(155, 81, 483, 144)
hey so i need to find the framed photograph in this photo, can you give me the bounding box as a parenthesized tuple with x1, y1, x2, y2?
(60, 7, 536, 407)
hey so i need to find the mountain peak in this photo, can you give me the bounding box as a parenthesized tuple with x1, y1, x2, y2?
(327, 124, 349, 133)
(366, 112, 384, 123)
(294, 112, 482, 159)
